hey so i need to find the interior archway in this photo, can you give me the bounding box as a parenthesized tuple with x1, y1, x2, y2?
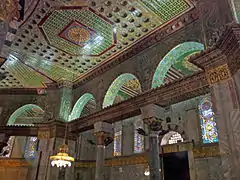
(161, 131, 184, 146)
(7, 104, 44, 126)
(103, 73, 142, 108)
(152, 42, 205, 88)
(68, 93, 96, 121)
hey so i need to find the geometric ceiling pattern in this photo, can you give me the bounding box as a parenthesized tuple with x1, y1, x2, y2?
(39, 7, 117, 56)
(1, 0, 194, 89)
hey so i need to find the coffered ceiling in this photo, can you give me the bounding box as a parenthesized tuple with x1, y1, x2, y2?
(0, 0, 195, 89)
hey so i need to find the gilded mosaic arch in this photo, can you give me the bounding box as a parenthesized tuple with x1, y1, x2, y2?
(103, 73, 141, 108)
(152, 42, 205, 88)
(7, 104, 44, 126)
(68, 93, 95, 121)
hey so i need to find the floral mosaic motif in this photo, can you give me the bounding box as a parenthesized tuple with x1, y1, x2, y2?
(68, 93, 95, 121)
(152, 42, 205, 88)
(134, 120, 144, 153)
(7, 104, 44, 126)
(199, 96, 219, 144)
(39, 7, 116, 56)
(24, 137, 38, 159)
(139, 0, 191, 22)
(103, 73, 141, 108)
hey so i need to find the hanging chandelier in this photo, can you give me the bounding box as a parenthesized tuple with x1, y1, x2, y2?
(50, 123, 74, 168)
(50, 144, 74, 168)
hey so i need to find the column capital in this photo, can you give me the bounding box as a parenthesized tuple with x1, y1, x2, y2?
(94, 122, 113, 134)
(143, 117, 163, 132)
(94, 122, 113, 146)
(141, 104, 165, 120)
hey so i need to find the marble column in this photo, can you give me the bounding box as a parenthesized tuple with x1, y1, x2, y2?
(207, 64, 240, 179)
(94, 122, 113, 180)
(141, 104, 165, 180)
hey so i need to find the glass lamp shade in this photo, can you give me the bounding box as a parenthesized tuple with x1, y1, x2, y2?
(50, 144, 74, 168)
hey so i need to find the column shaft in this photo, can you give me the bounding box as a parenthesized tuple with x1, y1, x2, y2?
(95, 144, 105, 180)
(149, 133, 161, 180)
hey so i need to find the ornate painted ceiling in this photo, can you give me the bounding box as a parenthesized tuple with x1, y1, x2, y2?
(0, 0, 195, 89)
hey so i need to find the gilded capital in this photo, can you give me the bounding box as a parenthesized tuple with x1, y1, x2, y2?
(206, 64, 231, 85)
(143, 117, 163, 132)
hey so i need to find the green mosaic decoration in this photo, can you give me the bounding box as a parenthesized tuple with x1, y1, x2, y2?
(139, 0, 190, 22)
(232, 0, 240, 23)
(24, 56, 79, 82)
(68, 93, 95, 121)
(7, 104, 44, 126)
(103, 73, 141, 108)
(152, 42, 205, 88)
(39, 7, 116, 56)
(173, 53, 201, 74)
(59, 87, 73, 122)
(0, 55, 51, 88)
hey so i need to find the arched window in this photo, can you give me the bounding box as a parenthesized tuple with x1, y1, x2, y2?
(152, 42, 205, 88)
(134, 120, 144, 153)
(199, 96, 218, 143)
(161, 131, 184, 146)
(113, 122, 122, 156)
(68, 93, 96, 121)
(103, 73, 141, 108)
(24, 137, 38, 159)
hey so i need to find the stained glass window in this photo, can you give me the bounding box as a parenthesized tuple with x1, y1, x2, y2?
(0, 136, 15, 158)
(134, 120, 144, 153)
(113, 123, 122, 156)
(24, 137, 38, 159)
(199, 97, 218, 144)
